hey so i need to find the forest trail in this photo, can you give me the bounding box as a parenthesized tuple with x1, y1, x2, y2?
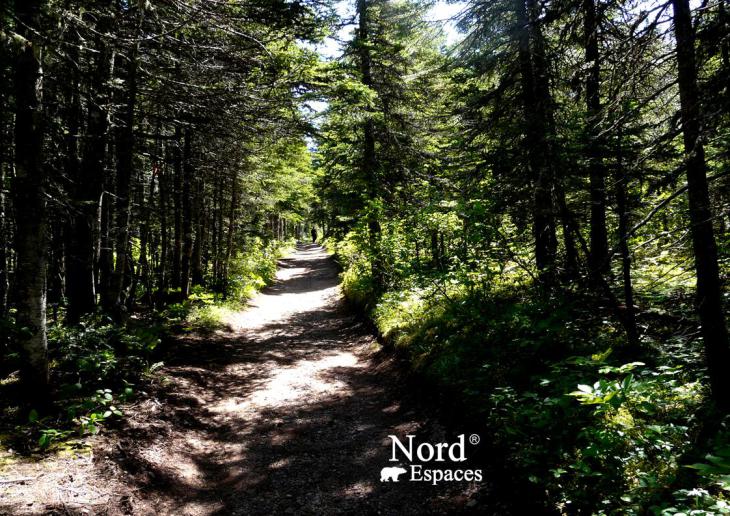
(1, 245, 488, 515)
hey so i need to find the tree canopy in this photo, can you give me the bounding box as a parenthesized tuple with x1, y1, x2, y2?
(3, 0, 730, 512)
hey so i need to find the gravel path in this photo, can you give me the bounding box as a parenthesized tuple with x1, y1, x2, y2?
(1, 245, 492, 515)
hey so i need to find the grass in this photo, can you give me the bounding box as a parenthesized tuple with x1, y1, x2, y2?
(0, 237, 293, 455)
(333, 233, 725, 514)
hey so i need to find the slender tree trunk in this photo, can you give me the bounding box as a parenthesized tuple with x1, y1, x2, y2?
(105, 45, 137, 314)
(515, 0, 557, 283)
(430, 230, 439, 269)
(172, 125, 183, 290)
(12, 0, 49, 400)
(357, 0, 384, 290)
(721, 0, 729, 77)
(0, 114, 7, 372)
(613, 124, 639, 348)
(62, 39, 88, 324)
(672, 0, 730, 407)
(0, 50, 9, 318)
(615, 173, 638, 348)
(47, 224, 65, 311)
(721, 0, 730, 117)
(556, 185, 579, 280)
(211, 171, 220, 288)
(137, 171, 154, 306)
(67, 12, 113, 322)
(216, 171, 225, 289)
(180, 128, 194, 297)
(158, 141, 169, 298)
(0, 154, 7, 320)
(98, 188, 114, 302)
(584, 0, 609, 276)
(223, 172, 238, 299)
(192, 174, 204, 287)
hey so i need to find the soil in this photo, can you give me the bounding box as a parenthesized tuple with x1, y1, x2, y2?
(0, 245, 496, 515)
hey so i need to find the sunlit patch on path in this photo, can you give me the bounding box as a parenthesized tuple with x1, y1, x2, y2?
(0, 244, 488, 515)
(213, 352, 361, 412)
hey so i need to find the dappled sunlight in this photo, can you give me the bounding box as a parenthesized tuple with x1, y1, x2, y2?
(225, 246, 341, 332)
(212, 352, 360, 414)
(339, 480, 376, 498)
(6, 246, 484, 514)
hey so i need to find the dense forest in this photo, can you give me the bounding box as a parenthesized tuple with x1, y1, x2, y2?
(3, 0, 730, 513)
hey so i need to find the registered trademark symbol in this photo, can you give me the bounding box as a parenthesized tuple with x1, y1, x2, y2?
(469, 434, 480, 445)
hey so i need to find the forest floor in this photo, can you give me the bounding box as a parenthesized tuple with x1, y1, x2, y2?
(0, 244, 493, 515)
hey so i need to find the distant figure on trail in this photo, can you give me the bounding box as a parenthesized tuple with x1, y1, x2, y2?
(311, 227, 317, 243)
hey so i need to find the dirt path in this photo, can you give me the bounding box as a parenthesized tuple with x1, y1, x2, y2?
(1, 245, 492, 515)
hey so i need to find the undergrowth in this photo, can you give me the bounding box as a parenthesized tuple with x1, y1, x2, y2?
(0, 237, 291, 453)
(332, 230, 726, 514)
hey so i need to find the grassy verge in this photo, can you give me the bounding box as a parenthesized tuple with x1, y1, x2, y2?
(0, 237, 292, 454)
(331, 234, 728, 514)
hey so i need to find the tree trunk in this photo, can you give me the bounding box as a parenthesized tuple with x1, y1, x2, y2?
(137, 171, 155, 306)
(192, 174, 204, 287)
(615, 171, 639, 348)
(357, 0, 384, 290)
(431, 230, 439, 269)
(0, 49, 9, 319)
(66, 12, 113, 323)
(12, 0, 49, 400)
(216, 171, 225, 289)
(62, 38, 89, 323)
(613, 125, 639, 348)
(672, 0, 730, 407)
(98, 189, 114, 303)
(584, 0, 609, 276)
(105, 45, 137, 315)
(223, 171, 238, 299)
(172, 125, 183, 290)
(180, 128, 194, 297)
(157, 141, 169, 299)
(515, 0, 557, 283)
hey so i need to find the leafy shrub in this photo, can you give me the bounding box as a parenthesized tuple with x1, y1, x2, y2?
(333, 233, 714, 513)
(225, 237, 292, 303)
(21, 315, 164, 448)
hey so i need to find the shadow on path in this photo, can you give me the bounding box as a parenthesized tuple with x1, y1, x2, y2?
(27, 245, 497, 515)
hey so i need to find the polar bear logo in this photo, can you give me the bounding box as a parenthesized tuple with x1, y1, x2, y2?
(380, 466, 408, 482)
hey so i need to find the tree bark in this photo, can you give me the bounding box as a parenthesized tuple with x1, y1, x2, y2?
(12, 0, 49, 400)
(66, 8, 113, 323)
(192, 174, 204, 287)
(615, 167, 639, 348)
(105, 44, 138, 315)
(180, 128, 194, 297)
(515, 0, 557, 283)
(172, 125, 183, 290)
(584, 0, 609, 276)
(223, 171, 238, 299)
(62, 37, 88, 324)
(157, 140, 169, 299)
(672, 0, 730, 407)
(0, 46, 9, 318)
(614, 125, 639, 348)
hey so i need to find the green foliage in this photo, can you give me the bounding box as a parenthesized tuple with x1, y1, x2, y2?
(332, 231, 715, 513)
(658, 425, 730, 514)
(10, 238, 288, 450)
(49, 315, 160, 389)
(337, 230, 376, 309)
(15, 315, 161, 448)
(225, 237, 290, 304)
